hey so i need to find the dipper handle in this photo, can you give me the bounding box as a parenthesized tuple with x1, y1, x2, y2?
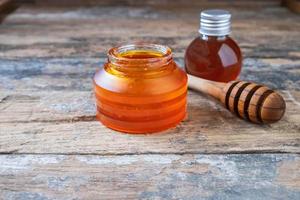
(188, 74, 286, 124)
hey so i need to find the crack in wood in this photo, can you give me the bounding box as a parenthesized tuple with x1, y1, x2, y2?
(0, 150, 298, 156)
(0, 115, 96, 124)
(0, 95, 10, 103)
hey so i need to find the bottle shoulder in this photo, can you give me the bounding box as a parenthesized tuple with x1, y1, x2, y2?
(185, 36, 242, 63)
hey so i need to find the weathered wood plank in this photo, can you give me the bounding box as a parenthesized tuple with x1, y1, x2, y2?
(0, 57, 299, 91)
(19, 0, 282, 7)
(0, 89, 299, 154)
(0, 6, 299, 59)
(0, 7, 299, 92)
(0, 89, 299, 124)
(0, 4, 299, 199)
(0, 5, 299, 155)
(0, 154, 299, 200)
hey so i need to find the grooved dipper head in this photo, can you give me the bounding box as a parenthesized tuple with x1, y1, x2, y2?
(220, 81, 286, 124)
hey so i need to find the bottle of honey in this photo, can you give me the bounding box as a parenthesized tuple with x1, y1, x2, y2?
(185, 9, 242, 82)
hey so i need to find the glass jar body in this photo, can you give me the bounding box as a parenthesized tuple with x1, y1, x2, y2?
(185, 35, 242, 82)
(94, 44, 187, 133)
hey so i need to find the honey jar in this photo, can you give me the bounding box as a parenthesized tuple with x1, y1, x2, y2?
(94, 44, 187, 133)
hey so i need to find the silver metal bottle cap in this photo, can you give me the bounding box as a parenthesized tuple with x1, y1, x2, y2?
(199, 9, 231, 36)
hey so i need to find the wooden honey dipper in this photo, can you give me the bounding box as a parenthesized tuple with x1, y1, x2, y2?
(188, 74, 286, 124)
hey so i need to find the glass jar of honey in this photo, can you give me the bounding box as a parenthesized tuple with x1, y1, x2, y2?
(185, 9, 242, 82)
(94, 43, 187, 133)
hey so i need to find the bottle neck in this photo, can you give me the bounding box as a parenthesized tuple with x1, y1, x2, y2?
(200, 34, 228, 41)
(107, 44, 173, 76)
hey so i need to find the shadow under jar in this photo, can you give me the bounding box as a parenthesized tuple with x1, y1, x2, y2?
(94, 44, 187, 133)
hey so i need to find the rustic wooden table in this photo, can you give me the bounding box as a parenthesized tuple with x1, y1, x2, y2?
(0, 1, 300, 199)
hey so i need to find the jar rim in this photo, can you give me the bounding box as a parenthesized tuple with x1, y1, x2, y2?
(107, 43, 173, 64)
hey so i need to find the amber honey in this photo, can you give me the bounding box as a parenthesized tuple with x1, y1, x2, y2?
(185, 36, 242, 82)
(185, 9, 242, 82)
(94, 44, 187, 133)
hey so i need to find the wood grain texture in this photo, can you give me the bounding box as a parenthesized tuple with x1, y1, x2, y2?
(0, 71, 299, 154)
(18, 0, 282, 7)
(0, 4, 299, 154)
(0, 3, 299, 199)
(0, 154, 300, 200)
(0, 89, 299, 154)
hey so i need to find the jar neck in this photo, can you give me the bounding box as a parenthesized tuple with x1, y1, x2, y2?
(200, 34, 228, 41)
(107, 44, 173, 75)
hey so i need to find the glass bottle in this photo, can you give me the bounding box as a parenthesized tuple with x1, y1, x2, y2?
(185, 9, 242, 82)
(94, 43, 187, 134)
